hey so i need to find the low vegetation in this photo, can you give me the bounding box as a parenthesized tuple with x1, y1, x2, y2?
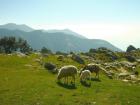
(0, 37, 140, 105)
(0, 50, 140, 105)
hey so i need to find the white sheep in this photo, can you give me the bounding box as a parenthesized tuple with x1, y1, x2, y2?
(80, 70, 91, 82)
(57, 65, 78, 84)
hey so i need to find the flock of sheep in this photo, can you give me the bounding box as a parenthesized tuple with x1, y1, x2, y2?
(57, 64, 100, 85)
(56, 63, 140, 85)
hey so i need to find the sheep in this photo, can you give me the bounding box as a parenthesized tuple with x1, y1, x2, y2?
(57, 65, 78, 84)
(80, 70, 91, 82)
(81, 63, 100, 79)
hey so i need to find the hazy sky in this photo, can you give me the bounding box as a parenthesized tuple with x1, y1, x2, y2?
(0, 0, 140, 50)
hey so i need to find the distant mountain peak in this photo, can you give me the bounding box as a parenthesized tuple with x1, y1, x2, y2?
(62, 29, 72, 31)
(5, 23, 16, 25)
(47, 29, 86, 39)
(0, 23, 34, 32)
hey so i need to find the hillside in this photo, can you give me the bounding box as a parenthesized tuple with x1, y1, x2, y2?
(0, 54, 140, 105)
(0, 26, 121, 52)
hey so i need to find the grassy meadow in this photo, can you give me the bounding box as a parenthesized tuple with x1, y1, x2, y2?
(0, 54, 140, 105)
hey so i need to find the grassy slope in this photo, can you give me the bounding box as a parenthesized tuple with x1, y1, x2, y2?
(0, 54, 140, 105)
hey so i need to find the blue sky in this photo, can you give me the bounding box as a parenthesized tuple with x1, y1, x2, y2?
(0, 0, 140, 50)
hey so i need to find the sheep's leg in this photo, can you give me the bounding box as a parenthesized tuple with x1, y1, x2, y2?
(64, 77, 66, 84)
(70, 76, 73, 84)
(86, 76, 91, 85)
(66, 76, 68, 84)
(89, 76, 91, 82)
(67, 76, 69, 84)
(64, 77, 68, 84)
(97, 72, 99, 79)
(95, 73, 97, 78)
(72, 75, 75, 84)
(74, 76, 75, 84)
(80, 77, 82, 82)
(95, 72, 99, 79)
(89, 75, 91, 81)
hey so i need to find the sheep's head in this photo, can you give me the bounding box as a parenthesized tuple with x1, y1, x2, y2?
(79, 69, 83, 76)
(57, 74, 62, 80)
(57, 69, 62, 80)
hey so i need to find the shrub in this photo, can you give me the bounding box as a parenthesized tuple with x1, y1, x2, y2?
(56, 51, 67, 56)
(134, 71, 139, 76)
(41, 47, 52, 54)
(125, 55, 136, 62)
(126, 45, 137, 52)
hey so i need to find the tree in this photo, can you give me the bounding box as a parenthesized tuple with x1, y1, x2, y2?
(41, 47, 52, 54)
(0, 36, 16, 53)
(89, 48, 97, 53)
(0, 36, 32, 54)
(56, 51, 67, 56)
(18, 38, 31, 53)
(126, 45, 136, 52)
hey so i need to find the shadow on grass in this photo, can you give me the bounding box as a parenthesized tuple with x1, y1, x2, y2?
(80, 81, 91, 87)
(57, 82, 77, 89)
(91, 78, 101, 82)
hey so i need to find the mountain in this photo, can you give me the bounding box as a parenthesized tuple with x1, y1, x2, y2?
(0, 28, 121, 52)
(0, 23, 34, 32)
(46, 29, 86, 39)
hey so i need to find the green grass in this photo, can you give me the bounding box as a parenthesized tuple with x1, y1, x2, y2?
(0, 54, 140, 105)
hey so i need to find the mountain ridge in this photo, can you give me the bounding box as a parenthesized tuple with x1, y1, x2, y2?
(0, 23, 122, 52)
(0, 23, 34, 32)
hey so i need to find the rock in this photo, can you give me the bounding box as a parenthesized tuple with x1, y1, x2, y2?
(72, 54, 85, 64)
(44, 62, 56, 70)
(125, 55, 136, 62)
(122, 79, 129, 82)
(57, 55, 64, 61)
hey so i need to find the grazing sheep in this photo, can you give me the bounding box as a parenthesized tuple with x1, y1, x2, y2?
(82, 63, 100, 79)
(57, 65, 78, 84)
(80, 70, 91, 81)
